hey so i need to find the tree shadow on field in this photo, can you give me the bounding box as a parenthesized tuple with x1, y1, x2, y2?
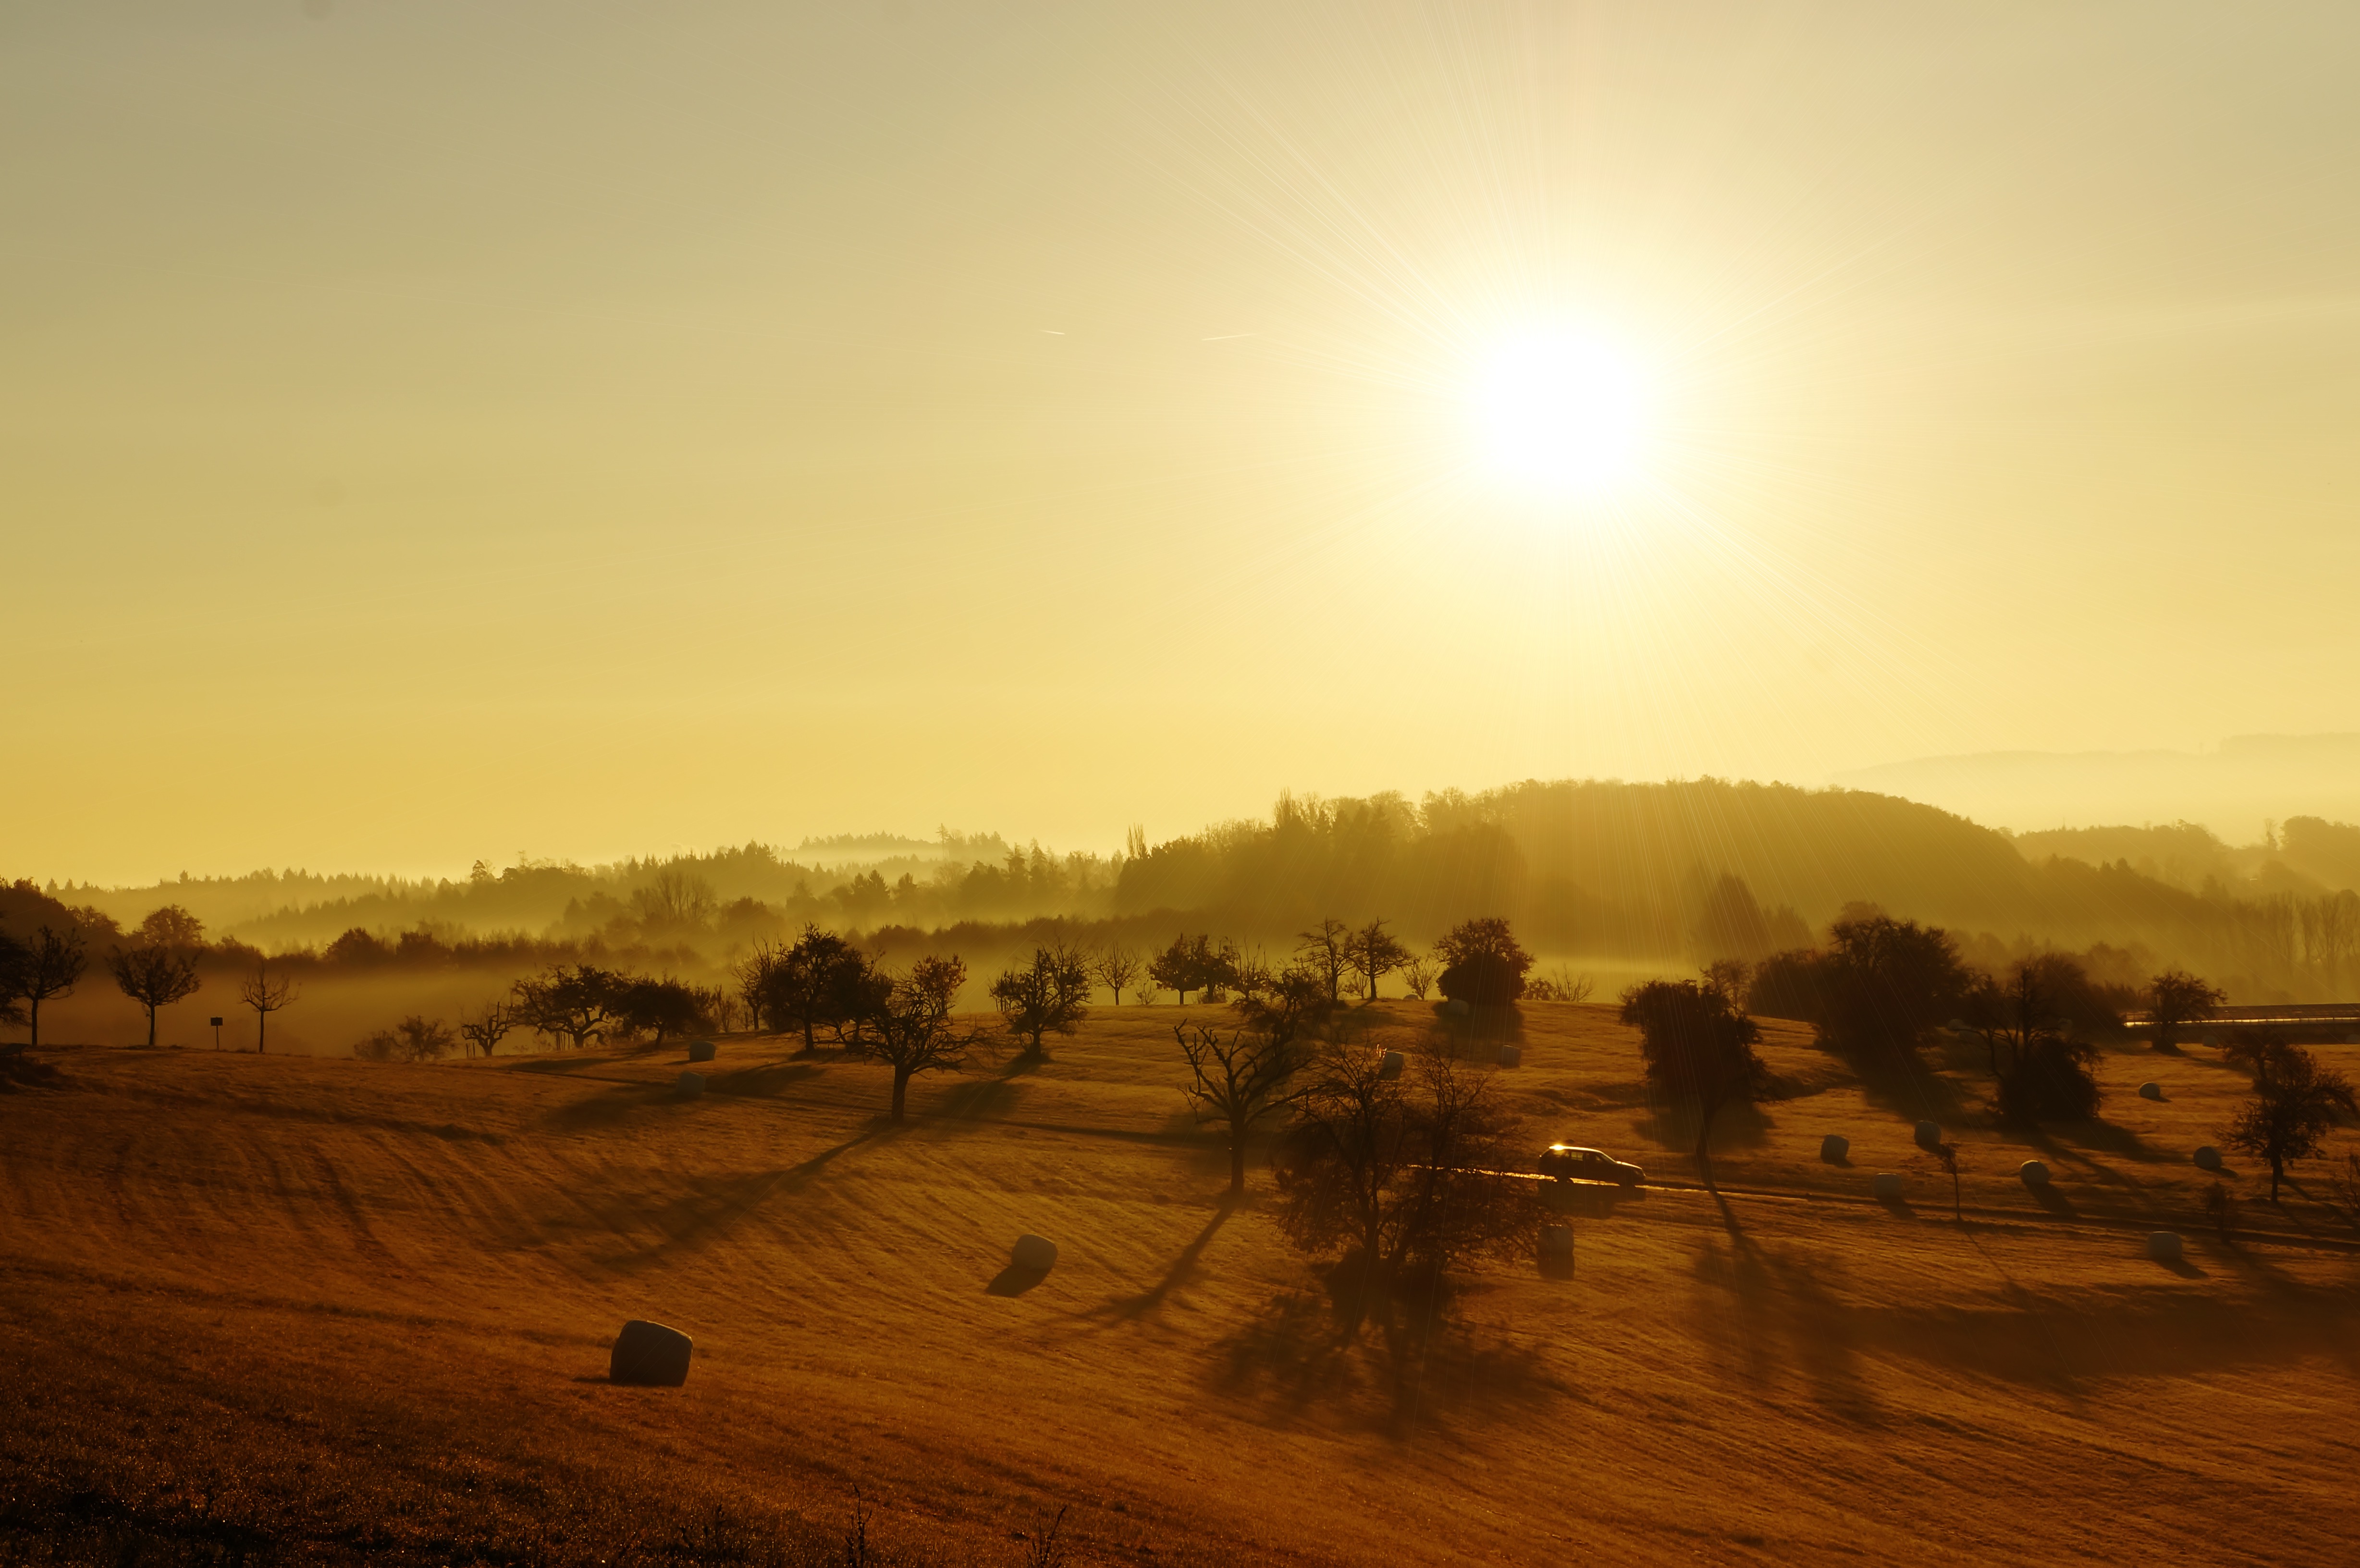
(1688, 1234, 1875, 1419)
(929, 1077, 1025, 1123)
(1212, 1278, 1560, 1437)
(1828, 1040, 1970, 1126)
(543, 1080, 673, 1133)
(506, 1054, 626, 1075)
(595, 1126, 895, 1271)
(1086, 1201, 1237, 1322)
(707, 1062, 821, 1099)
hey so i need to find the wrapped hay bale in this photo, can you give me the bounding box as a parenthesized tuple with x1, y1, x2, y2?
(1540, 1224, 1574, 1256)
(1913, 1120, 1943, 1152)
(1441, 999, 1471, 1019)
(1820, 1134, 1849, 1164)
(1871, 1173, 1906, 1200)
(676, 1071, 706, 1100)
(1377, 1050, 1405, 1080)
(1011, 1234, 1058, 1272)
(2138, 1081, 2164, 1101)
(609, 1320, 693, 1386)
(1496, 1044, 1523, 1068)
(2193, 1145, 2223, 1172)
(2146, 1230, 2183, 1262)
(688, 1040, 716, 1063)
(2019, 1160, 2051, 1187)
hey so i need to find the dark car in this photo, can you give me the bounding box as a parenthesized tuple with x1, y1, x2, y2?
(1537, 1143, 1646, 1187)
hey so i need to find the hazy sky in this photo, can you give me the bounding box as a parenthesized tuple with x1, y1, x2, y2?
(9, 1, 2359, 883)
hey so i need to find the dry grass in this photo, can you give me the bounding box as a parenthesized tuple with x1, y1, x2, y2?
(4, 1002, 2357, 1565)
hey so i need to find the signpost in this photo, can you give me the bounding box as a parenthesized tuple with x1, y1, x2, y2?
(210, 1017, 224, 1051)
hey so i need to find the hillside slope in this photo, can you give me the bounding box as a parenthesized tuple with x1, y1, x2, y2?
(5, 1006, 2358, 1565)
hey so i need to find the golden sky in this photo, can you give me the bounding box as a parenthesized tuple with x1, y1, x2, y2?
(8, 2, 2359, 883)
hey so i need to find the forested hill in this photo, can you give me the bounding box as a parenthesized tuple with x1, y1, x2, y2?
(1115, 780, 2037, 948)
(1112, 781, 2360, 995)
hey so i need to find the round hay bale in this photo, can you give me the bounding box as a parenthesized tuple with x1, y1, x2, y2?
(2146, 1230, 2183, 1262)
(1377, 1049, 1405, 1080)
(2138, 1081, 2164, 1101)
(2193, 1145, 2223, 1171)
(2019, 1159, 2051, 1187)
(609, 1319, 692, 1386)
(1441, 999, 1471, 1019)
(1820, 1134, 1850, 1164)
(1871, 1173, 1906, 1200)
(1010, 1234, 1058, 1273)
(688, 1039, 716, 1063)
(1496, 1044, 1523, 1068)
(1539, 1224, 1574, 1256)
(675, 1071, 706, 1100)
(1913, 1120, 1943, 1151)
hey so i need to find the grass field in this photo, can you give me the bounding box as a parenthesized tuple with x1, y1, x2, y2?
(5, 1001, 2357, 1566)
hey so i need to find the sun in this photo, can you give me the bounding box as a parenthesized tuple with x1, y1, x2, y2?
(1470, 330, 1651, 498)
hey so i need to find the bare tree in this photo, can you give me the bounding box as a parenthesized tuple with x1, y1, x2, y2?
(1399, 954, 1436, 1000)
(458, 1000, 517, 1059)
(732, 938, 786, 1032)
(1177, 1020, 1308, 1196)
(991, 940, 1091, 1059)
(1342, 918, 1411, 1005)
(108, 942, 202, 1048)
(855, 955, 974, 1121)
(1296, 918, 1353, 1004)
(631, 867, 717, 931)
(18, 925, 87, 1048)
(238, 959, 298, 1054)
(1092, 943, 1143, 1005)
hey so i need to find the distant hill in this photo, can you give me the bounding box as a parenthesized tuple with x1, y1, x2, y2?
(1835, 733, 2360, 840)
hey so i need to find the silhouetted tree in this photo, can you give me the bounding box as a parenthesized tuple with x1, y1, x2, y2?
(1769, 914, 1971, 1066)
(992, 940, 1091, 1059)
(732, 938, 787, 1032)
(2145, 968, 2225, 1054)
(618, 976, 708, 1044)
(107, 941, 202, 1048)
(13, 925, 86, 1047)
(356, 1015, 456, 1062)
(1149, 933, 1238, 1007)
(238, 959, 298, 1054)
(1434, 917, 1533, 1006)
(509, 964, 629, 1050)
(1973, 959, 2102, 1124)
(1619, 977, 1772, 1189)
(1342, 918, 1411, 1005)
(137, 905, 205, 949)
(1178, 1019, 1309, 1196)
(458, 1001, 517, 1059)
(0, 930, 26, 1036)
(1091, 943, 1143, 1005)
(2223, 1034, 2357, 1201)
(1399, 954, 1435, 1000)
(856, 955, 973, 1121)
(1271, 1044, 1536, 1332)
(1295, 918, 1352, 1004)
(760, 926, 872, 1050)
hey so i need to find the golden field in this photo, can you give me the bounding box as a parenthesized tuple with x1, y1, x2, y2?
(4, 1001, 2356, 1566)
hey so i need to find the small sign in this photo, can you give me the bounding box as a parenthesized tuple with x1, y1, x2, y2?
(210, 1017, 224, 1027)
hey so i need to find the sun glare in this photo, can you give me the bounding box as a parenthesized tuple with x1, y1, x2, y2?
(1471, 330, 1651, 498)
